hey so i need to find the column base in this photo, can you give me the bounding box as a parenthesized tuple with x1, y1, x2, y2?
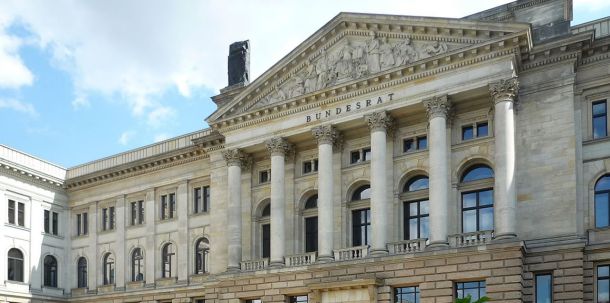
(226, 266, 241, 273)
(427, 240, 449, 250)
(269, 261, 285, 269)
(369, 248, 388, 257)
(494, 232, 518, 241)
(317, 254, 334, 263)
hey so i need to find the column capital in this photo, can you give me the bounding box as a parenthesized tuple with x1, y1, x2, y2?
(489, 78, 519, 104)
(222, 149, 251, 169)
(364, 111, 394, 134)
(423, 95, 451, 120)
(265, 137, 293, 157)
(311, 125, 343, 148)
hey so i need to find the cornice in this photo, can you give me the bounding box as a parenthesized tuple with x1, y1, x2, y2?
(0, 160, 65, 191)
(212, 33, 527, 133)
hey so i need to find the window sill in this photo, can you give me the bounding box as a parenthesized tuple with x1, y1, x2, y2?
(42, 232, 64, 240)
(583, 136, 610, 145)
(401, 149, 428, 156)
(452, 136, 493, 150)
(98, 229, 115, 235)
(158, 217, 178, 224)
(349, 160, 370, 167)
(71, 234, 89, 240)
(4, 223, 30, 231)
(190, 211, 210, 218)
(126, 223, 145, 230)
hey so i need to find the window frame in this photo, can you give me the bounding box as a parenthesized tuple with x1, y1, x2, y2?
(259, 169, 271, 184)
(194, 185, 211, 214)
(7, 248, 24, 282)
(535, 272, 553, 303)
(161, 243, 175, 278)
(132, 248, 144, 282)
(595, 175, 610, 229)
(43, 255, 58, 288)
(195, 238, 210, 275)
(593, 100, 608, 139)
(460, 120, 491, 142)
(394, 286, 420, 303)
(349, 147, 372, 165)
(289, 295, 309, 303)
(598, 264, 610, 303)
(77, 257, 87, 288)
(455, 281, 486, 301)
(103, 253, 115, 285)
(7, 200, 26, 227)
(160, 193, 176, 220)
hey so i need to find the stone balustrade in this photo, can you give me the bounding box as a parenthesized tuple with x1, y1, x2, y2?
(387, 238, 427, 254)
(449, 230, 494, 247)
(285, 252, 317, 267)
(333, 246, 369, 261)
(240, 259, 268, 271)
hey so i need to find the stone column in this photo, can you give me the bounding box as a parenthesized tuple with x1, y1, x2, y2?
(365, 111, 393, 255)
(423, 95, 451, 247)
(176, 181, 189, 282)
(114, 195, 126, 289)
(489, 78, 519, 240)
(222, 149, 250, 271)
(312, 125, 341, 262)
(265, 137, 293, 267)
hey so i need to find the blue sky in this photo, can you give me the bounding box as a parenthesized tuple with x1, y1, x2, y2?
(1, 0, 609, 168)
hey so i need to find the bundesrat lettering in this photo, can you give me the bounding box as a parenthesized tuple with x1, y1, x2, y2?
(306, 93, 394, 123)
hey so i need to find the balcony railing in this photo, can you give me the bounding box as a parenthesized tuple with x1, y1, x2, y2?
(387, 238, 427, 254)
(240, 258, 268, 271)
(449, 230, 494, 247)
(285, 252, 317, 267)
(333, 245, 369, 261)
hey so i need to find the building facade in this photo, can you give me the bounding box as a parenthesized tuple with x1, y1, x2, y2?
(2, 0, 610, 302)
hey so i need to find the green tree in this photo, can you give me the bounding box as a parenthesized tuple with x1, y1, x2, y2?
(455, 295, 490, 303)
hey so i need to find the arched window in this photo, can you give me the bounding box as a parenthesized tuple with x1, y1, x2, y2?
(595, 174, 610, 228)
(102, 253, 114, 285)
(261, 203, 271, 217)
(43, 255, 58, 287)
(460, 165, 494, 233)
(402, 176, 429, 240)
(303, 194, 318, 253)
(304, 194, 318, 209)
(195, 238, 210, 274)
(351, 185, 371, 201)
(132, 248, 144, 282)
(162, 243, 175, 278)
(258, 199, 271, 259)
(77, 257, 87, 288)
(7, 248, 24, 282)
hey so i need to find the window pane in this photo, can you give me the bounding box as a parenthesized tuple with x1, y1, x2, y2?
(462, 126, 474, 140)
(303, 161, 312, 174)
(409, 203, 419, 216)
(463, 193, 477, 208)
(417, 136, 427, 150)
(594, 101, 607, 115)
(409, 218, 419, 240)
(17, 203, 24, 226)
(363, 148, 371, 161)
(596, 193, 609, 228)
(419, 200, 429, 215)
(599, 265, 610, 277)
(479, 207, 494, 231)
(594, 116, 608, 138)
(479, 190, 493, 206)
(420, 216, 429, 239)
(597, 176, 610, 192)
(8, 200, 15, 224)
(462, 165, 494, 182)
(262, 224, 271, 258)
(403, 139, 414, 152)
(351, 151, 360, 163)
(407, 177, 429, 192)
(477, 122, 488, 137)
(463, 210, 477, 233)
(600, 279, 610, 303)
(536, 274, 552, 303)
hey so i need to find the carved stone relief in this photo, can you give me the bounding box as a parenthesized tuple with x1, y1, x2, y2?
(254, 33, 451, 109)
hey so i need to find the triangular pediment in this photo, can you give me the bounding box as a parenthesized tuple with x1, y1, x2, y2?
(207, 13, 531, 125)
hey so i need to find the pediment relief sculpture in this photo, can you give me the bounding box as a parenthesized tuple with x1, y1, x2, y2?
(253, 32, 452, 110)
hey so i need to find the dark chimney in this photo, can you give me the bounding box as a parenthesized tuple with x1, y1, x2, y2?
(228, 40, 250, 86)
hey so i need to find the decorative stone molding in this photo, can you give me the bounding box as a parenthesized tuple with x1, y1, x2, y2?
(265, 137, 293, 157)
(489, 78, 519, 104)
(423, 95, 451, 120)
(222, 149, 251, 169)
(311, 125, 343, 150)
(365, 111, 394, 135)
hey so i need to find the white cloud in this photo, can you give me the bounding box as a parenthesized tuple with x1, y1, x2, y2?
(147, 106, 176, 128)
(118, 130, 136, 145)
(0, 98, 38, 116)
(71, 93, 90, 109)
(0, 25, 33, 89)
(153, 133, 171, 143)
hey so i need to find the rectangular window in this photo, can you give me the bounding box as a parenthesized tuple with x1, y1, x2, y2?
(194, 187, 210, 214)
(404, 200, 429, 240)
(259, 170, 270, 184)
(131, 202, 137, 225)
(417, 136, 427, 150)
(138, 200, 144, 224)
(462, 125, 474, 140)
(593, 100, 608, 139)
(462, 189, 494, 233)
(403, 138, 414, 153)
(77, 214, 82, 236)
(194, 187, 202, 213)
(599, 265, 610, 303)
(352, 208, 371, 246)
(109, 206, 115, 229)
(477, 122, 489, 137)
(262, 223, 271, 258)
(362, 147, 371, 161)
(535, 273, 552, 303)
(305, 216, 318, 253)
(456, 281, 486, 301)
(44, 209, 50, 233)
(52, 212, 58, 235)
(303, 161, 313, 174)
(17, 202, 24, 226)
(161, 194, 175, 219)
(169, 193, 176, 219)
(161, 194, 168, 219)
(83, 212, 88, 234)
(102, 208, 108, 231)
(289, 295, 308, 303)
(8, 200, 15, 224)
(394, 286, 420, 303)
(350, 150, 361, 164)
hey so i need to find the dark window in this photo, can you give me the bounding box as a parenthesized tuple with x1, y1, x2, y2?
(83, 213, 88, 235)
(593, 100, 608, 139)
(77, 214, 82, 236)
(77, 257, 87, 288)
(405, 200, 429, 240)
(599, 265, 610, 303)
(305, 216, 318, 252)
(261, 203, 271, 217)
(7, 248, 24, 282)
(262, 224, 271, 258)
(404, 176, 429, 192)
(103, 253, 114, 285)
(461, 165, 494, 183)
(161, 194, 176, 219)
(304, 194, 318, 209)
(352, 208, 371, 246)
(195, 238, 210, 274)
(194, 186, 210, 213)
(363, 148, 371, 161)
(394, 286, 419, 303)
(417, 136, 427, 150)
(350, 150, 361, 164)
(109, 207, 115, 229)
(138, 200, 144, 224)
(162, 243, 175, 278)
(102, 208, 108, 231)
(303, 161, 313, 174)
(131, 202, 137, 225)
(44, 209, 50, 233)
(245, 300, 262, 303)
(462, 125, 474, 140)
(290, 295, 308, 303)
(8, 200, 15, 225)
(403, 138, 414, 153)
(52, 212, 58, 235)
(43, 255, 58, 287)
(194, 299, 205, 303)
(351, 185, 371, 201)
(314, 159, 318, 171)
(536, 273, 552, 303)
(595, 175, 610, 228)
(169, 194, 175, 218)
(132, 248, 144, 281)
(17, 202, 24, 226)
(462, 189, 494, 233)
(456, 281, 486, 301)
(477, 122, 489, 137)
(260, 170, 270, 183)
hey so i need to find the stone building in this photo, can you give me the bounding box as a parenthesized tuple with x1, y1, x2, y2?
(2, 0, 610, 302)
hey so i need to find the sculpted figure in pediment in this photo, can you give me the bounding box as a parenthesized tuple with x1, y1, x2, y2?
(290, 75, 304, 98)
(366, 31, 381, 73)
(304, 59, 318, 94)
(336, 41, 354, 80)
(395, 37, 419, 65)
(380, 36, 396, 69)
(315, 50, 330, 90)
(424, 40, 448, 56)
